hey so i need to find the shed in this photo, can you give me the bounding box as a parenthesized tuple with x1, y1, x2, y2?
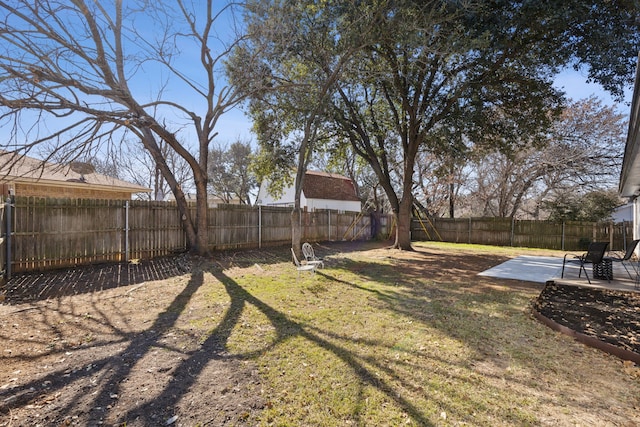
(256, 170, 361, 212)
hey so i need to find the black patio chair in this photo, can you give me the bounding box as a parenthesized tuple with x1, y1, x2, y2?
(604, 239, 640, 280)
(561, 241, 609, 284)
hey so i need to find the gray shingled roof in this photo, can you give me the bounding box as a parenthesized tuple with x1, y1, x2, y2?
(0, 152, 150, 193)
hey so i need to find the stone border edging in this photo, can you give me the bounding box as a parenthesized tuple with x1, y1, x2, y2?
(532, 282, 640, 364)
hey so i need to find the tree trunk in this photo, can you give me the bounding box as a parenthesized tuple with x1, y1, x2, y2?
(393, 126, 418, 251)
(140, 128, 199, 252)
(194, 176, 210, 256)
(291, 208, 302, 260)
(449, 182, 455, 218)
(395, 194, 413, 250)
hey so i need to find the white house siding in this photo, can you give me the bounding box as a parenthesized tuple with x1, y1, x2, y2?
(619, 53, 640, 255)
(257, 185, 361, 212)
(635, 198, 640, 240)
(306, 198, 361, 212)
(257, 181, 298, 207)
(612, 203, 634, 223)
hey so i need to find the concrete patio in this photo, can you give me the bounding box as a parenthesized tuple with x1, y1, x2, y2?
(479, 254, 640, 293)
(552, 258, 640, 293)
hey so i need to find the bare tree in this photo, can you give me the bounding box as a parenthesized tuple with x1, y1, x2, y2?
(467, 97, 627, 218)
(0, 0, 256, 254)
(413, 150, 469, 218)
(114, 140, 193, 202)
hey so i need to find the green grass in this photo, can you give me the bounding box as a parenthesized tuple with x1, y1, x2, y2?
(184, 242, 638, 426)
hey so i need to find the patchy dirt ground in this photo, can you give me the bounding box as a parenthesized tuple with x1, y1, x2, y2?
(0, 253, 267, 426)
(0, 242, 638, 426)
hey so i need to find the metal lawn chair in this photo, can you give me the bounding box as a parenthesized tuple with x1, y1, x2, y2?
(604, 239, 640, 280)
(561, 241, 609, 284)
(302, 242, 324, 268)
(291, 248, 316, 276)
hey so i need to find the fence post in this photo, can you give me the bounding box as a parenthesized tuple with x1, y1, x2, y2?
(258, 204, 262, 249)
(609, 222, 614, 250)
(510, 217, 515, 246)
(124, 200, 129, 263)
(561, 222, 565, 251)
(468, 217, 472, 244)
(5, 196, 11, 280)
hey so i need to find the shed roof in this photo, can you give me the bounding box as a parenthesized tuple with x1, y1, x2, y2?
(302, 170, 360, 202)
(0, 152, 150, 194)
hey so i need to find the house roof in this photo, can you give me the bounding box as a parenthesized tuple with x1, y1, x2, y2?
(0, 152, 150, 194)
(619, 52, 640, 198)
(302, 170, 360, 202)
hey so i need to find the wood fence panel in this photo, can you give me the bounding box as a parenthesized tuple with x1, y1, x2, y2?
(0, 202, 5, 285)
(327, 211, 338, 241)
(512, 220, 563, 250)
(3, 198, 382, 275)
(411, 217, 633, 252)
(208, 204, 260, 250)
(470, 218, 511, 246)
(430, 218, 473, 243)
(563, 221, 596, 251)
(15, 194, 635, 276)
(301, 210, 373, 242)
(352, 213, 372, 241)
(11, 197, 124, 272)
(613, 221, 634, 252)
(128, 200, 185, 259)
(335, 212, 369, 241)
(302, 210, 325, 242)
(259, 206, 291, 246)
(378, 214, 394, 240)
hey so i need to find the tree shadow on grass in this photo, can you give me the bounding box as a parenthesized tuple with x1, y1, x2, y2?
(111, 266, 435, 425)
(3, 255, 192, 304)
(1, 252, 435, 425)
(68, 259, 436, 425)
(315, 251, 635, 423)
(0, 268, 210, 425)
(1, 240, 385, 305)
(200, 268, 436, 427)
(2, 243, 581, 425)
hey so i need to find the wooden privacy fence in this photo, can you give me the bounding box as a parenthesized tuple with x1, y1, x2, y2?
(0, 201, 5, 286)
(3, 197, 387, 274)
(7, 196, 632, 276)
(411, 216, 634, 252)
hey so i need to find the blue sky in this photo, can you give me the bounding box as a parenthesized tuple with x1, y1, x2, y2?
(554, 69, 632, 106)
(0, 0, 634, 155)
(0, 68, 631, 150)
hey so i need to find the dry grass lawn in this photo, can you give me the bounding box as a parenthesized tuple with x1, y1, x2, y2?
(1, 240, 639, 426)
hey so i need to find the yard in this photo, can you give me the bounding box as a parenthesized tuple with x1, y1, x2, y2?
(0, 241, 639, 426)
